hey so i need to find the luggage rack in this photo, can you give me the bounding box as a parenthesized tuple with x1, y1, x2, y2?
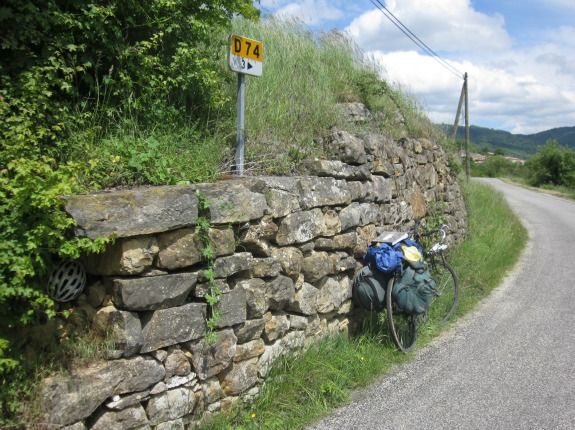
(372, 231, 408, 246)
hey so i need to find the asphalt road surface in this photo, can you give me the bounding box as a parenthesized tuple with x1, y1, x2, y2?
(309, 178, 575, 430)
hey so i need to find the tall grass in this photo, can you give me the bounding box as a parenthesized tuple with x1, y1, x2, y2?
(67, 18, 441, 184)
(226, 18, 442, 174)
(201, 181, 527, 430)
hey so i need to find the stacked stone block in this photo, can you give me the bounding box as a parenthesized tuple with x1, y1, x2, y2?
(43, 127, 466, 429)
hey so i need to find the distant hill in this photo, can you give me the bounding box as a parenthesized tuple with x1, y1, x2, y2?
(439, 124, 575, 158)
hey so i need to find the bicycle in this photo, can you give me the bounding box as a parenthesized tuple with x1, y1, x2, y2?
(384, 223, 459, 352)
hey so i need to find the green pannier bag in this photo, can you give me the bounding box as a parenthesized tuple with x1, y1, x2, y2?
(392, 263, 437, 315)
(353, 265, 389, 311)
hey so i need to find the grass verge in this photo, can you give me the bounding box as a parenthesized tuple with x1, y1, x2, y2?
(200, 180, 528, 430)
(499, 176, 575, 201)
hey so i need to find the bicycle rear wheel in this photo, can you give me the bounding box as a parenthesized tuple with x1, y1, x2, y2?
(429, 259, 459, 322)
(386, 275, 417, 352)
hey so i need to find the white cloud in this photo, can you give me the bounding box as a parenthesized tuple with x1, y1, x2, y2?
(369, 49, 575, 133)
(345, 0, 511, 54)
(274, 0, 344, 25)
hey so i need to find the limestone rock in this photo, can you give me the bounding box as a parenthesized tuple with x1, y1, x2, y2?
(250, 257, 281, 278)
(65, 185, 198, 239)
(105, 390, 151, 411)
(276, 209, 325, 246)
(195, 182, 268, 224)
(240, 218, 278, 257)
(84, 237, 159, 276)
(316, 277, 351, 314)
(87, 282, 107, 308)
(302, 252, 334, 284)
(165, 348, 192, 379)
(92, 306, 143, 357)
(157, 228, 235, 270)
(233, 319, 265, 343)
(219, 358, 259, 396)
(215, 287, 247, 328)
(354, 225, 377, 257)
(289, 314, 309, 330)
(238, 279, 267, 318)
(302, 159, 371, 180)
(334, 254, 358, 273)
(150, 374, 196, 395)
(338, 102, 372, 122)
(40, 356, 164, 427)
(146, 387, 196, 425)
(112, 272, 197, 311)
(201, 378, 224, 404)
(270, 247, 303, 278)
(212, 253, 252, 278)
(322, 130, 367, 164)
(141, 303, 207, 353)
(155, 419, 184, 430)
(287, 282, 319, 316)
(297, 177, 352, 209)
(188, 329, 237, 380)
(62, 422, 86, 430)
(368, 176, 393, 203)
(262, 312, 290, 343)
(339, 203, 362, 231)
(266, 275, 295, 310)
(90, 405, 149, 430)
(362, 132, 387, 156)
(234, 339, 265, 362)
(265, 188, 301, 218)
(322, 210, 341, 237)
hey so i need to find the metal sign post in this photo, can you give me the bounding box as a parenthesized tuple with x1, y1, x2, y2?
(228, 34, 263, 176)
(236, 73, 246, 176)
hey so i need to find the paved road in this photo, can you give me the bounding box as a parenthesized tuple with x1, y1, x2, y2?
(309, 179, 575, 430)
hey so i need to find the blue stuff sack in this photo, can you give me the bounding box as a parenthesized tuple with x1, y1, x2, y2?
(364, 243, 403, 274)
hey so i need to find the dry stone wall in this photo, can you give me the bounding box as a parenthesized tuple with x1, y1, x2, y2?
(42, 126, 466, 429)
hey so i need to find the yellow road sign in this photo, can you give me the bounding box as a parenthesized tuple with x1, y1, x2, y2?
(230, 34, 263, 62)
(229, 34, 263, 77)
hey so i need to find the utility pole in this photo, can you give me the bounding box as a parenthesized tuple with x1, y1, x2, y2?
(451, 81, 465, 145)
(464, 72, 470, 181)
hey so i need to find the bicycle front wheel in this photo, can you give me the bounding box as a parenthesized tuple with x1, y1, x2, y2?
(429, 259, 459, 322)
(386, 275, 417, 352)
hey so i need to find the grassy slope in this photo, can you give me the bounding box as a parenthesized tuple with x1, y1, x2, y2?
(201, 181, 528, 430)
(75, 18, 441, 188)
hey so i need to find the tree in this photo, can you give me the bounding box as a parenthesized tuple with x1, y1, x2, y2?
(526, 139, 575, 187)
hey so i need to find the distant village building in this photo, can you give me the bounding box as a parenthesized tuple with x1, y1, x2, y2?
(503, 156, 526, 165)
(459, 151, 525, 165)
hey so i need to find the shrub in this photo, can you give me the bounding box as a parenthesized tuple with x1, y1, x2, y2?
(526, 139, 575, 187)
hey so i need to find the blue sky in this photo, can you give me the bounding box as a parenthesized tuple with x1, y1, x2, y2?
(257, 0, 575, 133)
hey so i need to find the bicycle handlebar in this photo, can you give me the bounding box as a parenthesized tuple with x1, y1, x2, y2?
(410, 221, 448, 243)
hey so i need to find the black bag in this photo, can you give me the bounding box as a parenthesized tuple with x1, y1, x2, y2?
(352, 265, 389, 311)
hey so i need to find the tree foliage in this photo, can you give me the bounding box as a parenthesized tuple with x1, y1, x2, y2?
(0, 2, 259, 421)
(526, 139, 575, 187)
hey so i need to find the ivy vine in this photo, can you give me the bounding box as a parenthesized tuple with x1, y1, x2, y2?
(195, 191, 222, 344)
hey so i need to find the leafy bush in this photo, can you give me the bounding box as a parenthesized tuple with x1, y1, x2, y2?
(0, 158, 110, 346)
(526, 139, 575, 188)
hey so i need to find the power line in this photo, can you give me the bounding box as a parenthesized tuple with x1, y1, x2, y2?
(368, 0, 463, 79)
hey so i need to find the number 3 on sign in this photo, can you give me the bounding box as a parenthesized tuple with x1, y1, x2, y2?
(228, 34, 263, 77)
